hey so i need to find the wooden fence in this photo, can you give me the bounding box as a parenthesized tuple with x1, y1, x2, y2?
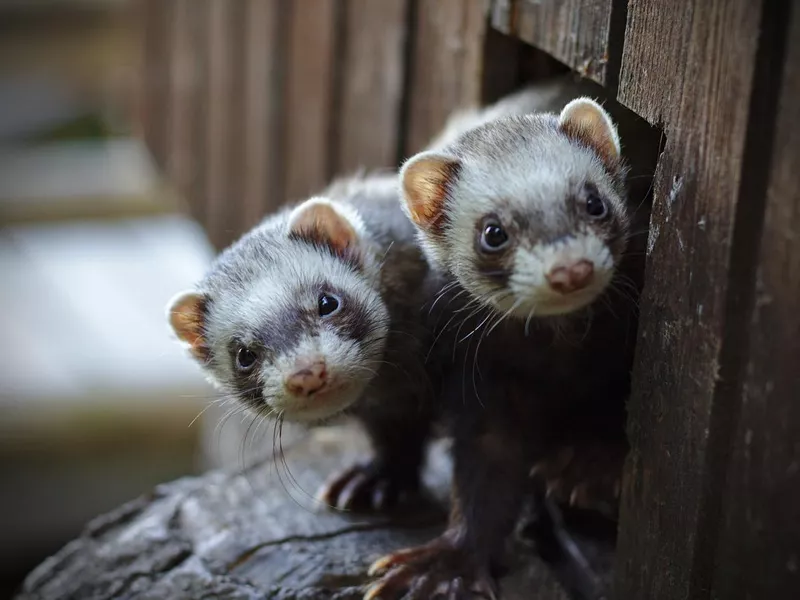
(138, 0, 799, 598)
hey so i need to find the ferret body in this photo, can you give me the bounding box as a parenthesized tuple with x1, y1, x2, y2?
(366, 76, 658, 598)
(167, 173, 438, 511)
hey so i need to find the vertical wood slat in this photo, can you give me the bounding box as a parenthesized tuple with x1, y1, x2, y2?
(240, 0, 282, 231)
(333, 0, 409, 174)
(283, 0, 338, 204)
(404, 0, 489, 156)
(491, 0, 616, 86)
(203, 0, 237, 249)
(166, 0, 201, 221)
(614, 1, 792, 598)
(710, 4, 800, 597)
(138, 0, 172, 171)
(138, 0, 418, 243)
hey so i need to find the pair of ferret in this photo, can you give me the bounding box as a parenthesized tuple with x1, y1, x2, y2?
(168, 77, 646, 599)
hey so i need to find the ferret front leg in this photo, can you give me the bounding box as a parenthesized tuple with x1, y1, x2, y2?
(365, 424, 527, 599)
(317, 410, 432, 513)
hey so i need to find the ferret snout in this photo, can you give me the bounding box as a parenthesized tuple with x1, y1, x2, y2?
(284, 356, 328, 397)
(546, 259, 594, 294)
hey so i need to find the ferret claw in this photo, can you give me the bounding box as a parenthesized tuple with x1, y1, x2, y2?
(365, 538, 497, 600)
(317, 459, 417, 513)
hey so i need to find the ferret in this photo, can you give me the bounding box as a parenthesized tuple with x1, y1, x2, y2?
(167, 173, 438, 512)
(366, 77, 658, 599)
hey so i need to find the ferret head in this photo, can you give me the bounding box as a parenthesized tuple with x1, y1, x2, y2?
(166, 197, 389, 422)
(401, 97, 629, 318)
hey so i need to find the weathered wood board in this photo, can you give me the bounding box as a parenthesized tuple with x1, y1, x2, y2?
(613, 1, 796, 598)
(403, 0, 488, 155)
(709, 4, 800, 597)
(491, 0, 618, 86)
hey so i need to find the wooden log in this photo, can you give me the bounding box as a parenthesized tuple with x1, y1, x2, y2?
(13, 426, 609, 600)
(614, 1, 794, 598)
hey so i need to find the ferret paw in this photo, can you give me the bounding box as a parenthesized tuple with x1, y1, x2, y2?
(364, 536, 498, 600)
(530, 442, 626, 518)
(316, 460, 419, 513)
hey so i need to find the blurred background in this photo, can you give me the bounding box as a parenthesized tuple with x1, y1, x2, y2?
(0, 0, 522, 595)
(0, 1, 217, 594)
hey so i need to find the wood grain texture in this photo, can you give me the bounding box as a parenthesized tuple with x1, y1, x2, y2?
(138, 0, 172, 171)
(202, 0, 237, 249)
(614, 1, 792, 598)
(710, 5, 800, 597)
(240, 0, 282, 230)
(167, 0, 203, 222)
(404, 0, 489, 156)
(283, 0, 338, 203)
(333, 0, 409, 174)
(15, 426, 609, 600)
(491, 0, 616, 85)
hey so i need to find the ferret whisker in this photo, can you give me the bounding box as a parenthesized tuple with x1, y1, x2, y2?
(188, 401, 219, 429)
(524, 304, 538, 337)
(428, 282, 465, 316)
(386, 329, 423, 344)
(458, 310, 494, 344)
(427, 295, 482, 361)
(486, 296, 521, 338)
(598, 292, 621, 320)
(452, 302, 491, 361)
(268, 415, 309, 512)
(277, 415, 318, 510)
(471, 294, 519, 404)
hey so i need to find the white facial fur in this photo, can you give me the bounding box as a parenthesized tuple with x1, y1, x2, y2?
(172, 198, 390, 423)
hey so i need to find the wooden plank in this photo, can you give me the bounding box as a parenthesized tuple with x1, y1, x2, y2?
(166, 0, 202, 221)
(283, 0, 338, 203)
(138, 0, 172, 171)
(491, 0, 617, 86)
(202, 0, 237, 249)
(614, 1, 792, 598)
(240, 0, 282, 230)
(404, 0, 488, 156)
(332, 0, 408, 174)
(710, 5, 800, 597)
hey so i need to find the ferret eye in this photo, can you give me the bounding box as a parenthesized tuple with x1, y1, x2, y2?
(480, 221, 509, 252)
(318, 293, 340, 317)
(236, 347, 258, 372)
(585, 193, 608, 219)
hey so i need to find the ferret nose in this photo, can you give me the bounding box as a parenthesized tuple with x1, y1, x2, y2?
(546, 260, 595, 294)
(284, 356, 328, 397)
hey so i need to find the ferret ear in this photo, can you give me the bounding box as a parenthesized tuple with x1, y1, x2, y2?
(400, 152, 461, 233)
(287, 197, 362, 258)
(558, 98, 621, 171)
(166, 291, 209, 361)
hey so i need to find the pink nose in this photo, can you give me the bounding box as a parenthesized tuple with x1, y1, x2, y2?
(284, 357, 328, 397)
(546, 260, 595, 294)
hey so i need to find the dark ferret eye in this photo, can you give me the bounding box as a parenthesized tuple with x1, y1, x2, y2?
(318, 293, 340, 317)
(480, 220, 510, 252)
(236, 346, 258, 372)
(585, 193, 608, 219)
